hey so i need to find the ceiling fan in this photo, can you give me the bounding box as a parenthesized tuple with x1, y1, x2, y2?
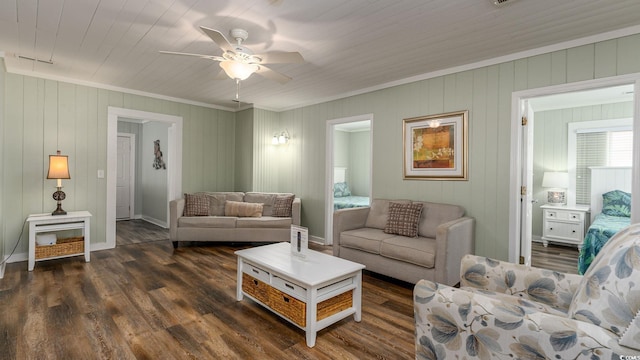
(160, 26, 304, 84)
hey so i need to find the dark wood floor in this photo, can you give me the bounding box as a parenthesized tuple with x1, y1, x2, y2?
(0, 221, 579, 359)
(531, 241, 579, 274)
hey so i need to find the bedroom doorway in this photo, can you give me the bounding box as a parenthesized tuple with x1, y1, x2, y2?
(325, 114, 373, 245)
(509, 75, 640, 266)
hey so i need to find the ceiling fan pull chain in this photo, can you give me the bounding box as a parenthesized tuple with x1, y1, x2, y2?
(236, 79, 241, 107)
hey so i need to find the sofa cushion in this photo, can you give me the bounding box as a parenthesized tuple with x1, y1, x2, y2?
(384, 202, 423, 237)
(236, 217, 292, 228)
(178, 216, 236, 228)
(380, 236, 436, 268)
(207, 194, 227, 216)
(365, 199, 411, 230)
(272, 194, 295, 217)
(567, 225, 640, 345)
(183, 193, 209, 216)
(415, 201, 465, 238)
(225, 201, 263, 217)
(244, 192, 277, 215)
(340, 228, 396, 254)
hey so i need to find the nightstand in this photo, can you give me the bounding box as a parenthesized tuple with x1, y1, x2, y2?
(540, 205, 590, 249)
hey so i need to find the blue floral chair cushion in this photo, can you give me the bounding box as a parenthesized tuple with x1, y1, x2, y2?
(414, 223, 640, 359)
(333, 182, 352, 197)
(601, 189, 632, 217)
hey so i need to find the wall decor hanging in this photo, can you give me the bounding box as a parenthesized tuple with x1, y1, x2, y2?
(403, 110, 468, 180)
(153, 139, 166, 170)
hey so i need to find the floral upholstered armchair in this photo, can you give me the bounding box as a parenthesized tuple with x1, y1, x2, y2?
(414, 224, 640, 359)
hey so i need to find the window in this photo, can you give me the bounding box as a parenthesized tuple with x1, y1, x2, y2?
(574, 127, 633, 204)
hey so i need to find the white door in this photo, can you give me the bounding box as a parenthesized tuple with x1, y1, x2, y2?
(116, 135, 133, 219)
(520, 100, 534, 265)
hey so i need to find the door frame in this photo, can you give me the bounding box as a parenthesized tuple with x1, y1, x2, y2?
(101, 107, 183, 251)
(117, 133, 136, 220)
(325, 114, 373, 245)
(508, 73, 640, 263)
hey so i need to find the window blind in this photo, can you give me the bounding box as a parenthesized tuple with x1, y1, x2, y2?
(576, 132, 606, 204)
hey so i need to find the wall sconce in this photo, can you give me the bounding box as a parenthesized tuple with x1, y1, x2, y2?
(542, 171, 568, 206)
(47, 150, 71, 215)
(272, 129, 290, 145)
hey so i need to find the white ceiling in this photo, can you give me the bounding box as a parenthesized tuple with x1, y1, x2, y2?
(1, 0, 640, 111)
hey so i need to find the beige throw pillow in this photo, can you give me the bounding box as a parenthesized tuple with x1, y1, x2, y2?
(384, 202, 423, 237)
(225, 200, 263, 217)
(183, 193, 210, 216)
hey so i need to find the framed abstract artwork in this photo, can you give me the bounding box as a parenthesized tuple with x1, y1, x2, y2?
(403, 110, 468, 180)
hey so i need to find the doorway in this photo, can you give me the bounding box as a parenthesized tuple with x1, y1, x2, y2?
(102, 107, 183, 251)
(116, 133, 135, 220)
(325, 114, 373, 245)
(509, 75, 640, 264)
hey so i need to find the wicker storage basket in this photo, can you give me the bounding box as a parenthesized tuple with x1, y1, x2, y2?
(242, 273, 270, 305)
(269, 287, 307, 327)
(317, 290, 353, 321)
(35, 236, 84, 259)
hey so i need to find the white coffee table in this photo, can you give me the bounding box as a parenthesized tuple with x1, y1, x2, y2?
(235, 242, 365, 347)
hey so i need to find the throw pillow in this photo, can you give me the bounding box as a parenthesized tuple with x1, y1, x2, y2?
(601, 189, 632, 217)
(333, 182, 352, 197)
(272, 194, 295, 217)
(183, 193, 209, 216)
(224, 200, 263, 217)
(384, 202, 423, 237)
(207, 194, 227, 216)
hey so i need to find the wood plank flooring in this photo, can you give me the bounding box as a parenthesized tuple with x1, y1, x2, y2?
(1, 221, 580, 359)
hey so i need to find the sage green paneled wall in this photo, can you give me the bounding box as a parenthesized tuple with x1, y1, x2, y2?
(0, 59, 5, 263)
(253, 33, 640, 260)
(142, 122, 169, 223)
(531, 101, 634, 238)
(334, 130, 349, 169)
(349, 130, 371, 197)
(235, 108, 253, 192)
(1, 70, 236, 257)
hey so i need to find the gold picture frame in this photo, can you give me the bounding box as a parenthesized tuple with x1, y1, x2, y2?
(403, 110, 468, 180)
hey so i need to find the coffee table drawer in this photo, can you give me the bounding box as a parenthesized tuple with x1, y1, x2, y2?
(242, 273, 270, 304)
(273, 275, 307, 299)
(243, 262, 270, 283)
(269, 287, 306, 327)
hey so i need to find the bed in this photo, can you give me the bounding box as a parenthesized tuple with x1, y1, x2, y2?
(333, 167, 370, 210)
(578, 167, 632, 274)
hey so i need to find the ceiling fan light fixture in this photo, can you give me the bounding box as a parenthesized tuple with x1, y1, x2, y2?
(220, 60, 258, 80)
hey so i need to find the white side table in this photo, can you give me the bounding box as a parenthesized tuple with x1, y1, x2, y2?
(540, 205, 589, 249)
(27, 211, 92, 271)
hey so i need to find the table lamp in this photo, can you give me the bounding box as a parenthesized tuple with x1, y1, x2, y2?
(542, 171, 568, 206)
(47, 150, 71, 215)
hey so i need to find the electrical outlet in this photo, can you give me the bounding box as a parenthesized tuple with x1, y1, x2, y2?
(97, 170, 104, 178)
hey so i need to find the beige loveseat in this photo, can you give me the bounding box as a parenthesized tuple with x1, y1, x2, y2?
(333, 199, 474, 285)
(170, 192, 301, 248)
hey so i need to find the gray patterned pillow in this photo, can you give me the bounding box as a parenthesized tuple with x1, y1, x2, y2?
(384, 202, 423, 237)
(183, 193, 209, 216)
(272, 194, 295, 217)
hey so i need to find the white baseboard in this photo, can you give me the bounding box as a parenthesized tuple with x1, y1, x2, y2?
(4, 252, 27, 264)
(309, 235, 326, 245)
(141, 215, 168, 229)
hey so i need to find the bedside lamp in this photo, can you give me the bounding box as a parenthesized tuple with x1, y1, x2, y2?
(542, 171, 568, 206)
(47, 150, 71, 215)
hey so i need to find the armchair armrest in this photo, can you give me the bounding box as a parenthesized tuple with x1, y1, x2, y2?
(414, 280, 635, 358)
(169, 198, 185, 241)
(460, 254, 583, 312)
(291, 197, 301, 225)
(332, 206, 370, 256)
(433, 216, 475, 286)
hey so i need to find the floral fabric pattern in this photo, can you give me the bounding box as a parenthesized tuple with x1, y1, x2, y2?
(333, 182, 352, 197)
(601, 189, 632, 217)
(414, 224, 640, 358)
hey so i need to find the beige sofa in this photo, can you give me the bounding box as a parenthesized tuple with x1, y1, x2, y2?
(170, 192, 301, 248)
(333, 199, 474, 285)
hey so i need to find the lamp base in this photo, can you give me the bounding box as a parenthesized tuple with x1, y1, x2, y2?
(51, 188, 67, 216)
(547, 190, 566, 206)
(52, 202, 67, 216)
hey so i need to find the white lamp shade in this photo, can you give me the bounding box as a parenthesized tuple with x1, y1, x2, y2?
(542, 172, 568, 188)
(47, 152, 70, 180)
(220, 61, 258, 80)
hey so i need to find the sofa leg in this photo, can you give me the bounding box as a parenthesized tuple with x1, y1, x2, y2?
(172, 241, 178, 249)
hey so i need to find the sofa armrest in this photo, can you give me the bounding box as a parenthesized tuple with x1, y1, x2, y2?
(332, 207, 371, 256)
(414, 280, 631, 359)
(433, 216, 475, 286)
(169, 198, 185, 241)
(292, 197, 301, 225)
(459, 254, 583, 312)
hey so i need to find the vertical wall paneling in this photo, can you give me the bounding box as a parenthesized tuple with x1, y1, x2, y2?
(0, 59, 5, 268)
(5, 74, 25, 254)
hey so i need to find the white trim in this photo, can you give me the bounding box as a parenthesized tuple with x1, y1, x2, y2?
(325, 114, 373, 245)
(117, 133, 137, 220)
(509, 74, 640, 264)
(141, 215, 168, 229)
(106, 107, 182, 250)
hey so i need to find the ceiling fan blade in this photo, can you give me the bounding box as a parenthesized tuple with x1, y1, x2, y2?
(253, 51, 304, 64)
(255, 66, 292, 84)
(159, 51, 224, 61)
(200, 26, 234, 52)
